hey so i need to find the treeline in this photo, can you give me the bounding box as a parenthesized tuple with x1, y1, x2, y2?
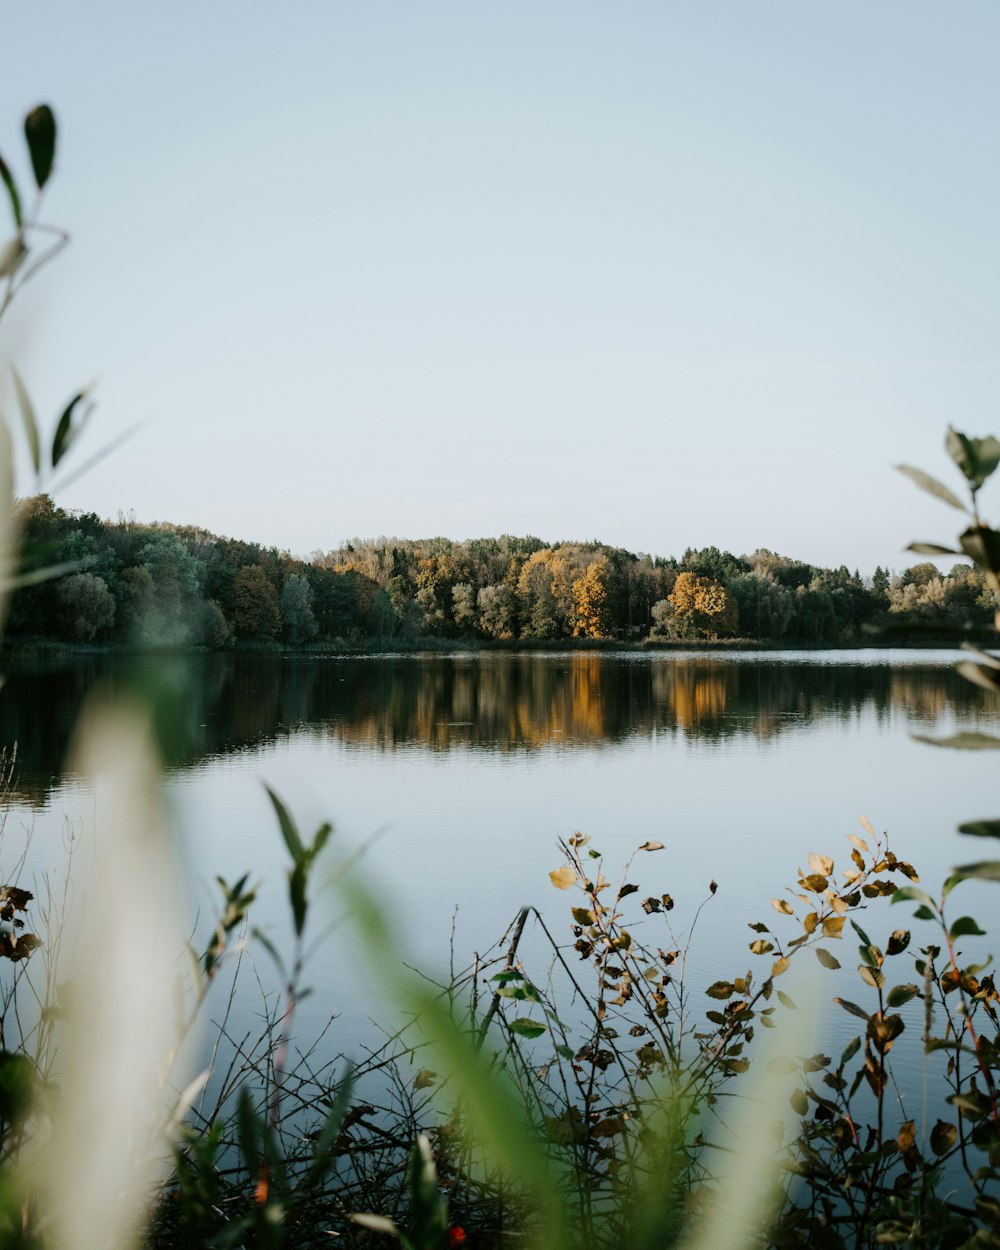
(7, 495, 999, 647)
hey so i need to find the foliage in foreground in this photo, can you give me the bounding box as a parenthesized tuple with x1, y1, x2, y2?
(3, 97, 1000, 1249)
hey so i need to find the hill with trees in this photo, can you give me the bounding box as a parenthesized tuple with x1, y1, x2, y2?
(7, 495, 997, 648)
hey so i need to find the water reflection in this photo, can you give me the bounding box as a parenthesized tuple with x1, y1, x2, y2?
(2, 651, 994, 804)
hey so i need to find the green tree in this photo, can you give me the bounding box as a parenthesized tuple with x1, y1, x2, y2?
(280, 573, 318, 644)
(55, 572, 115, 641)
(231, 564, 281, 641)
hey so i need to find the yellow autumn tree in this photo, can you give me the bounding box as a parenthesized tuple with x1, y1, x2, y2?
(571, 556, 610, 638)
(667, 571, 738, 639)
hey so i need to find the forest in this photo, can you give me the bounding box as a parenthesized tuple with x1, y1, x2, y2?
(7, 493, 998, 648)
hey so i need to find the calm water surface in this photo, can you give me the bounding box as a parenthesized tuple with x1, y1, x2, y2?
(3, 649, 999, 1062)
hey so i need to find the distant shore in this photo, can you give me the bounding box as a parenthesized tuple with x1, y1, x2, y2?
(4, 632, 989, 662)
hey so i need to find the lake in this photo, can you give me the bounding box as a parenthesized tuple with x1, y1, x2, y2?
(2, 648, 998, 1072)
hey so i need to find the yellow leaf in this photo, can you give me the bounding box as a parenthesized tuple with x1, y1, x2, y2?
(771, 898, 793, 915)
(808, 852, 834, 877)
(772, 956, 790, 978)
(847, 834, 869, 852)
(549, 866, 578, 890)
(859, 814, 875, 838)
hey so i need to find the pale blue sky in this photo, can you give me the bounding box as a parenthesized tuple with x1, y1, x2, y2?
(3, 2, 999, 571)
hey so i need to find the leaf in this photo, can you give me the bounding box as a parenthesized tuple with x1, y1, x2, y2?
(771, 956, 790, 978)
(508, 1018, 546, 1039)
(0, 1052, 34, 1124)
(830, 1000, 870, 1020)
(913, 731, 1000, 750)
(11, 369, 39, 475)
(955, 660, 1000, 695)
(886, 930, 910, 956)
(807, 852, 834, 876)
(960, 525, 1000, 575)
(0, 154, 21, 229)
(289, 861, 308, 938)
(706, 981, 735, 1000)
(891, 885, 933, 907)
(815, 947, 841, 970)
(50, 390, 89, 468)
(947, 427, 1000, 491)
(265, 785, 305, 862)
(638, 840, 664, 851)
(858, 964, 885, 989)
(617, 882, 638, 900)
(951, 860, 1000, 883)
(958, 820, 1000, 840)
(24, 105, 56, 190)
(549, 866, 577, 890)
(887, 983, 919, 1008)
(847, 834, 869, 852)
(896, 463, 967, 511)
(771, 898, 793, 915)
(907, 542, 961, 556)
(960, 642, 1000, 669)
(930, 1119, 957, 1156)
(840, 1036, 861, 1066)
(0, 236, 27, 280)
(949, 915, 986, 939)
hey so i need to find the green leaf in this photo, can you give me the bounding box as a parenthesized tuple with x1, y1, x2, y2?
(958, 820, 1000, 840)
(896, 464, 967, 511)
(289, 861, 307, 938)
(913, 905, 936, 921)
(949, 915, 986, 939)
(265, 785, 305, 862)
(887, 983, 919, 1008)
(840, 1036, 861, 1066)
(834, 998, 870, 1021)
(0, 153, 21, 229)
(50, 390, 88, 468)
(951, 860, 1000, 884)
(508, 1018, 546, 1039)
(891, 886, 934, 908)
(24, 105, 56, 190)
(11, 368, 39, 475)
(930, 1119, 957, 1156)
(815, 947, 841, 970)
(947, 427, 1000, 492)
(311, 820, 333, 860)
(0, 1052, 34, 1124)
(236, 1086, 261, 1177)
(912, 731, 1000, 750)
(906, 542, 961, 556)
(960, 525, 1000, 575)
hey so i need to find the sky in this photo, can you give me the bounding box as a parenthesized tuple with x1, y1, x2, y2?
(2, 2, 999, 573)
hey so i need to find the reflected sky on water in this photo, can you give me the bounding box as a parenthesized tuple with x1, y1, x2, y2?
(2, 649, 998, 1077)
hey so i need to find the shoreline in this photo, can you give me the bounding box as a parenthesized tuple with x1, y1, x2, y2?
(4, 632, 990, 662)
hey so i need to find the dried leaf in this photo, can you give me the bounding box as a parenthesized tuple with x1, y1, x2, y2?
(549, 866, 577, 890)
